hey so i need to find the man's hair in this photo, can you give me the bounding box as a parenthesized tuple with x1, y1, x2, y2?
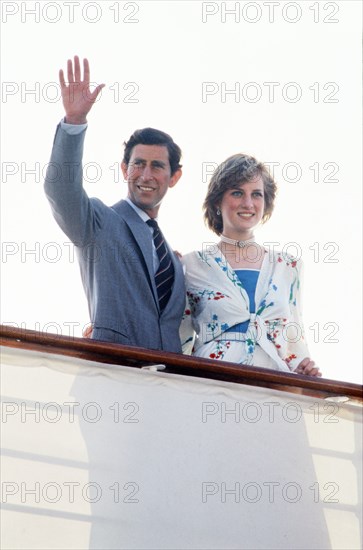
(123, 128, 182, 175)
(203, 153, 277, 236)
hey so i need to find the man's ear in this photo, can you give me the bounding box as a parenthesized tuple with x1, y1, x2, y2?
(169, 168, 182, 188)
(121, 162, 128, 180)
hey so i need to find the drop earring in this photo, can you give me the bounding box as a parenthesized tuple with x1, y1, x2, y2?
(216, 208, 221, 216)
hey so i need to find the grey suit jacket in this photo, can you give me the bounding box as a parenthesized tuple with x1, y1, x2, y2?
(44, 124, 185, 353)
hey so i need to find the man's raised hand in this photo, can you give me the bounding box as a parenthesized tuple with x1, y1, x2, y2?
(59, 56, 105, 125)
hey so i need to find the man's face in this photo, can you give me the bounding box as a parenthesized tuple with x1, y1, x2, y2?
(122, 144, 182, 218)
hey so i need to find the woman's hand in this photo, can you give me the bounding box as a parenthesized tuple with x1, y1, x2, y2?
(294, 357, 322, 377)
(82, 324, 93, 338)
(59, 56, 105, 124)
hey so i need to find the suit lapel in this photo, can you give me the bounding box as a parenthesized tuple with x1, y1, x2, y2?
(111, 200, 184, 315)
(111, 200, 158, 304)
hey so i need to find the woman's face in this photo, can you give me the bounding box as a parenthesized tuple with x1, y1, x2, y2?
(218, 177, 265, 238)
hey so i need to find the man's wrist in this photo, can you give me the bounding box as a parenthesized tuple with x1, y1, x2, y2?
(61, 118, 87, 135)
(64, 116, 87, 125)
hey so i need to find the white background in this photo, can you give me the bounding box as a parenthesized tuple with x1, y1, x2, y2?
(1, 1, 362, 383)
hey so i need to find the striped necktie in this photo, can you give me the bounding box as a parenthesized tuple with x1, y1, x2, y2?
(146, 219, 175, 312)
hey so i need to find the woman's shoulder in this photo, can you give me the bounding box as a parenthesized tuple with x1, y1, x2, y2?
(180, 249, 204, 266)
(264, 250, 304, 287)
(180, 247, 222, 274)
(264, 246, 303, 269)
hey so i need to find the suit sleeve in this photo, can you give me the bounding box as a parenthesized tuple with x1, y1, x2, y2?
(44, 124, 101, 246)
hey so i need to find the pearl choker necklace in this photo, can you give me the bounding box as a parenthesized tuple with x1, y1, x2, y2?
(220, 235, 255, 248)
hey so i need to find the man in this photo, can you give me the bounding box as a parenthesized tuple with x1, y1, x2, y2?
(44, 56, 185, 352)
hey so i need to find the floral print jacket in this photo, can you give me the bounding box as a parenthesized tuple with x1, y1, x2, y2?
(180, 246, 311, 372)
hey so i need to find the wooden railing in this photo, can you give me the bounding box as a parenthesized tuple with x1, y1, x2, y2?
(0, 324, 362, 401)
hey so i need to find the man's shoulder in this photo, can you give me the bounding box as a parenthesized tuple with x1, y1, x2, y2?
(89, 198, 148, 230)
(110, 198, 129, 213)
(90, 198, 128, 214)
(86, 198, 129, 228)
(109, 199, 140, 221)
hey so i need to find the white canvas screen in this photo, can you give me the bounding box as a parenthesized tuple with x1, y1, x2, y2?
(1, 346, 362, 549)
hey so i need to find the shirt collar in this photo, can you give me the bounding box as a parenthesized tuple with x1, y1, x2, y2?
(125, 197, 157, 223)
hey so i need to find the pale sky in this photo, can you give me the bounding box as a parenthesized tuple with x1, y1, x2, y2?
(1, 1, 362, 383)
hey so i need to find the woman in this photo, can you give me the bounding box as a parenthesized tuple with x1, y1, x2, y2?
(181, 154, 321, 376)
